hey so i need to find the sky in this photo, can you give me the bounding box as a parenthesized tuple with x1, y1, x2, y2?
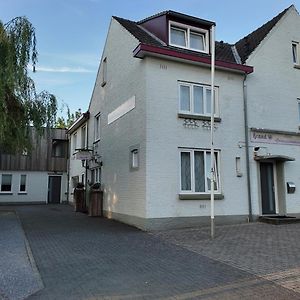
(1, 0, 299, 118)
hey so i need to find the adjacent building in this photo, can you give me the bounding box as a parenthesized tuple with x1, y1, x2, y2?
(69, 5, 300, 230)
(0, 128, 68, 204)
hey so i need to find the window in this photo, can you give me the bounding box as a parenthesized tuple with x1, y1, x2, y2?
(94, 114, 100, 141)
(169, 22, 208, 53)
(81, 126, 87, 148)
(297, 99, 300, 123)
(52, 140, 66, 157)
(180, 149, 220, 194)
(1, 174, 12, 192)
(292, 42, 299, 64)
(131, 149, 139, 169)
(129, 145, 140, 171)
(101, 57, 107, 87)
(19, 175, 27, 193)
(72, 132, 77, 154)
(179, 82, 218, 116)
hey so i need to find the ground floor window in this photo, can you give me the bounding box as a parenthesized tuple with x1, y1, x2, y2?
(19, 175, 27, 192)
(1, 174, 12, 192)
(180, 149, 220, 193)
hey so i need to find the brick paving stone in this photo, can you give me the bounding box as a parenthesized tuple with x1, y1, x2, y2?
(2, 205, 300, 299)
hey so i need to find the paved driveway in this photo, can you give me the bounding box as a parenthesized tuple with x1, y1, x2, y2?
(1, 205, 299, 299)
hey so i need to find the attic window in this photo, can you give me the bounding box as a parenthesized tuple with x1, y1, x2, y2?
(292, 42, 299, 65)
(169, 21, 208, 53)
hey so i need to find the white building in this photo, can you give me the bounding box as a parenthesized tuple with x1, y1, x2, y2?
(0, 128, 68, 204)
(71, 6, 300, 229)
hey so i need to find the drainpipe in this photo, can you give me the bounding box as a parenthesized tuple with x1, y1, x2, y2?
(243, 75, 253, 222)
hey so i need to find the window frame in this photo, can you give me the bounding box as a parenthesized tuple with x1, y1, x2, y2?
(178, 82, 219, 117)
(81, 125, 87, 149)
(292, 41, 299, 65)
(101, 57, 107, 87)
(1, 174, 13, 193)
(94, 114, 101, 142)
(179, 148, 221, 195)
(19, 174, 27, 193)
(169, 21, 209, 53)
(72, 132, 77, 154)
(52, 139, 66, 158)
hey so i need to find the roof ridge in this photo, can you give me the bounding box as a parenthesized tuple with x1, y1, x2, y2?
(235, 5, 292, 63)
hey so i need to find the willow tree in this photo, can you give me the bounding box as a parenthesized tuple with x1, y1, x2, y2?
(0, 17, 57, 153)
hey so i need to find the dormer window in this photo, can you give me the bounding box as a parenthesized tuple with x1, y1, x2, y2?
(169, 21, 209, 53)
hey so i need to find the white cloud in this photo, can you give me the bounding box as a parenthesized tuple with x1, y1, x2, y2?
(33, 66, 94, 73)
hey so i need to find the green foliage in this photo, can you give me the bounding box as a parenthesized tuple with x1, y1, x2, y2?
(55, 108, 82, 129)
(0, 16, 57, 153)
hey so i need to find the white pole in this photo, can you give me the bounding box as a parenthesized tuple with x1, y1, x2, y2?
(210, 25, 216, 239)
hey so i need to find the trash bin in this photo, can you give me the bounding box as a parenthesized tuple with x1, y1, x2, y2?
(88, 183, 103, 217)
(74, 182, 85, 212)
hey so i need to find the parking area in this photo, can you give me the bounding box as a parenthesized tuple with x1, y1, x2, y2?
(0, 205, 300, 299)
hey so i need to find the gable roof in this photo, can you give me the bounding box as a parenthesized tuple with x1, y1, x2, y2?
(113, 16, 237, 64)
(235, 6, 292, 63)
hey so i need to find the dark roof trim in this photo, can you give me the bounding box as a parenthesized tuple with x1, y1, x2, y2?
(138, 10, 215, 27)
(67, 112, 90, 135)
(133, 43, 253, 74)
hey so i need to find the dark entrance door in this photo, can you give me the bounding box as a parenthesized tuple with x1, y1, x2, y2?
(260, 162, 276, 214)
(48, 176, 61, 204)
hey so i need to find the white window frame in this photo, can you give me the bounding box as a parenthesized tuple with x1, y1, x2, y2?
(19, 174, 27, 193)
(72, 132, 77, 154)
(94, 114, 101, 142)
(292, 41, 299, 65)
(131, 149, 139, 169)
(179, 148, 220, 194)
(178, 82, 219, 117)
(169, 21, 209, 53)
(297, 98, 300, 124)
(81, 125, 87, 149)
(1, 174, 12, 193)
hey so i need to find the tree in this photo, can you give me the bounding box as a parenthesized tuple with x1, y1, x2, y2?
(55, 108, 82, 129)
(0, 17, 57, 153)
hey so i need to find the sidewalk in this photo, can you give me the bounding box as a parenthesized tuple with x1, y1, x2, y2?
(0, 211, 43, 300)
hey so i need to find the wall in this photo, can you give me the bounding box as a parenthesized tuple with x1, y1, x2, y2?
(246, 7, 300, 215)
(0, 171, 67, 204)
(145, 56, 248, 220)
(88, 18, 147, 221)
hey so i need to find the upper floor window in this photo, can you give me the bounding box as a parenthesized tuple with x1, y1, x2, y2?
(72, 132, 77, 154)
(169, 21, 208, 53)
(81, 126, 87, 149)
(292, 42, 299, 64)
(94, 114, 101, 141)
(52, 139, 66, 158)
(180, 149, 220, 194)
(101, 57, 107, 87)
(179, 82, 219, 117)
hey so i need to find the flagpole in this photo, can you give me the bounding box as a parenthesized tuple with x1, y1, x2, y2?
(210, 25, 216, 239)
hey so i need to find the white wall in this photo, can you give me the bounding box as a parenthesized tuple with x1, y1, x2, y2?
(68, 124, 88, 203)
(88, 18, 147, 218)
(0, 171, 67, 204)
(145, 57, 248, 218)
(246, 7, 300, 215)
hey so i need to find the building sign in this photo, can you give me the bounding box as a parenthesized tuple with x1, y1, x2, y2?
(251, 130, 300, 146)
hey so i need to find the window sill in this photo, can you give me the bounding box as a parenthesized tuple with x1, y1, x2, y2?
(294, 64, 300, 69)
(93, 139, 100, 144)
(101, 81, 106, 87)
(0, 192, 13, 195)
(179, 193, 224, 200)
(178, 113, 221, 122)
(18, 192, 27, 195)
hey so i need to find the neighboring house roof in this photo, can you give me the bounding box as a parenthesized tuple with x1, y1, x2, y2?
(235, 6, 292, 63)
(113, 16, 237, 64)
(67, 112, 90, 135)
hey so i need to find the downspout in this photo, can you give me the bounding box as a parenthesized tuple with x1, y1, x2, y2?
(243, 75, 253, 222)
